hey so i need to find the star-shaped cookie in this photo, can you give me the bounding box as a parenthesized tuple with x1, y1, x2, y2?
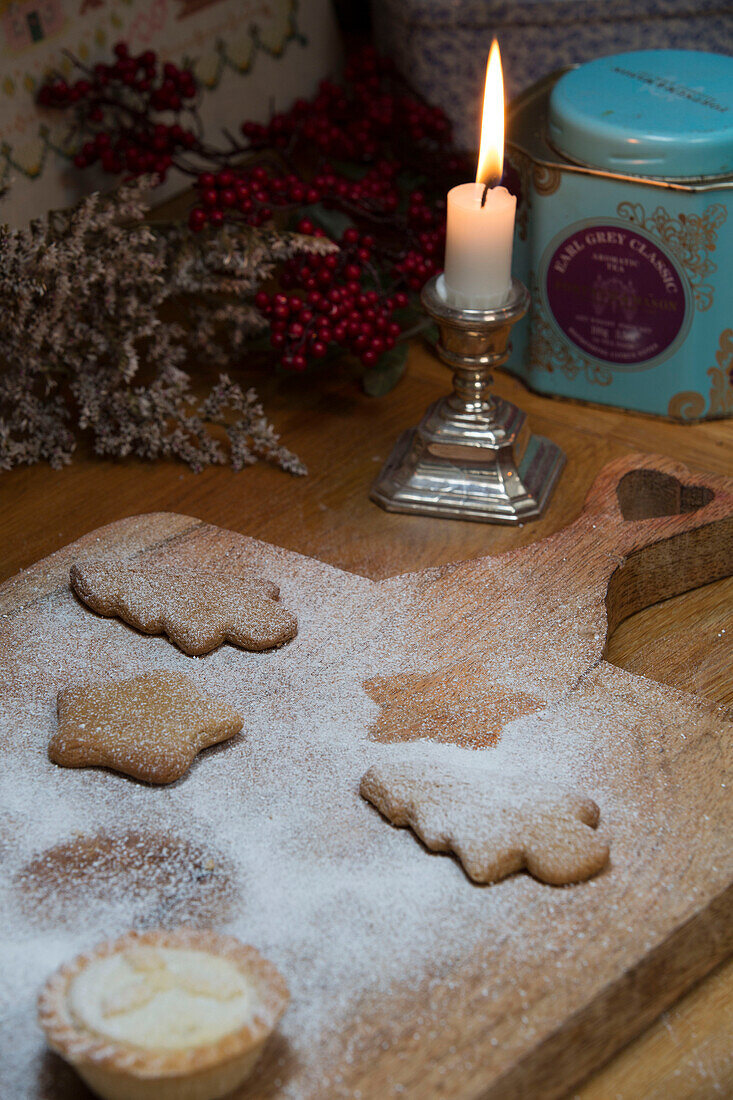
(70, 561, 297, 656)
(360, 758, 609, 885)
(50, 671, 243, 784)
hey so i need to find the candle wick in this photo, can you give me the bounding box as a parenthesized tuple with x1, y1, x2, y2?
(480, 174, 500, 207)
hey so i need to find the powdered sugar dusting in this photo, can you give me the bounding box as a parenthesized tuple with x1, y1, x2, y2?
(0, 524, 728, 1099)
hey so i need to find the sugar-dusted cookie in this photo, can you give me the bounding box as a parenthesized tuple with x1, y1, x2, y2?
(360, 758, 609, 886)
(50, 671, 243, 784)
(38, 927, 290, 1100)
(70, 560, 297, 656)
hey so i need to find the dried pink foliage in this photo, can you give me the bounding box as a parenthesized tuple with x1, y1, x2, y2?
(0, 178, 334, 473)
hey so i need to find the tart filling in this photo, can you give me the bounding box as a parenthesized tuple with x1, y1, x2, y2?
(68, 946, 258, 1051)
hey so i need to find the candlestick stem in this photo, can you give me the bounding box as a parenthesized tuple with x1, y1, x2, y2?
(450, 368, 494, 413)
(370, 275, 565, 524)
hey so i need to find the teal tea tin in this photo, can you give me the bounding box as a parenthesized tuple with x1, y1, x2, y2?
(505, 49, 733, 420)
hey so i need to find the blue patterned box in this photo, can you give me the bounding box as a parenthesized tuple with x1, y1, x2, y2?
(504, 50, 733, 420)
(372, 0, 732, 152)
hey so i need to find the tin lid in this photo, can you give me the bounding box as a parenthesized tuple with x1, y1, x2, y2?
(548, 50, 733, 178)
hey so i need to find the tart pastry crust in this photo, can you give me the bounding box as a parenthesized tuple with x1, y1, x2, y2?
(38, 927, 289, 1100)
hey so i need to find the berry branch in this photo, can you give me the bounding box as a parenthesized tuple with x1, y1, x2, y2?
(38, 44, 476, 389)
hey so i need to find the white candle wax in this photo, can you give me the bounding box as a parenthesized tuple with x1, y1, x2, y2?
(442, 181, 516, 309)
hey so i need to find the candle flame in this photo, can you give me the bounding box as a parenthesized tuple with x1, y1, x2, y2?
(476, 39, 505, 187)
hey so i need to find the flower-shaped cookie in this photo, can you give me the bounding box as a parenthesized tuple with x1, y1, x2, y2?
(360, 758, 609, 885)
(70, 560, 297, 656)
(50, 671, 243, 784)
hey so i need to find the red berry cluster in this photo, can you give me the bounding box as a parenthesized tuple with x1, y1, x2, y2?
(388, 189, 446, 288)
(328, 160, 400, 214)
(255, 224, 406, 372)
(39, 43, 198, 180)
(241, 46, 450, 163)
(189, 165, 322, 231)
(187, 160, 407, 233)
(39, 41, 472, 381)
(73, 120, 197, 177)
(394, 245, 442, 291)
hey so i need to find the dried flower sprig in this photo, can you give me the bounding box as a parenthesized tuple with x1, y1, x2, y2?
(0, 177, 335, 472)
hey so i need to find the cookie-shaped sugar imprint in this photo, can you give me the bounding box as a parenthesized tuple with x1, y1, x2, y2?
(15, 830, 237, 928)
(360, 759, 609, 886)
(70, 560, 297, 656)
(50, 671, 243, 784)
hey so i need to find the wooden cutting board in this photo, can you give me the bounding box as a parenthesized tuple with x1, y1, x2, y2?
(1, 451, 731, 1100)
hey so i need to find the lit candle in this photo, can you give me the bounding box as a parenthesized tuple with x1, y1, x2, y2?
(441, 40, 516, 310)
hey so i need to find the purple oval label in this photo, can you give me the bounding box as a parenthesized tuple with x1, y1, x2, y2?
(545, 225, 686, 365)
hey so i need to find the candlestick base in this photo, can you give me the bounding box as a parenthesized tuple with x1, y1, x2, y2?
(370, 276, 565, 524)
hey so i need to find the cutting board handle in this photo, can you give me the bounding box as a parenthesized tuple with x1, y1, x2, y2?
(580, 451, 731, 544)
(576, 452, 733, 633)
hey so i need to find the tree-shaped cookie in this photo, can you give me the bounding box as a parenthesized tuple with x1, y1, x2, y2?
(50, 671, 243, 783)
(70, 561, 297, 656)
(360, 759, 609, 885)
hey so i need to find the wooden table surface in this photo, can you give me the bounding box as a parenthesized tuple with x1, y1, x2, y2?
(1, 340, 731, 1098)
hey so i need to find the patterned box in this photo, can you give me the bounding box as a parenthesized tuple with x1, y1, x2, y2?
(505, 51, 733, 421)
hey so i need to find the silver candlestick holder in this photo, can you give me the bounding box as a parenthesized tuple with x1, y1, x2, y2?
(370, 274, 565, 524)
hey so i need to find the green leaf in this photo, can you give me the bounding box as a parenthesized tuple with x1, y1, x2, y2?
(390, 309, 438, 347)
(362, 341, 408, 396)
(330, 159, 370, 181)
(296, 203, 354, 242)
(397, 169, 429, 191)
(392, 304, 424, 331)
